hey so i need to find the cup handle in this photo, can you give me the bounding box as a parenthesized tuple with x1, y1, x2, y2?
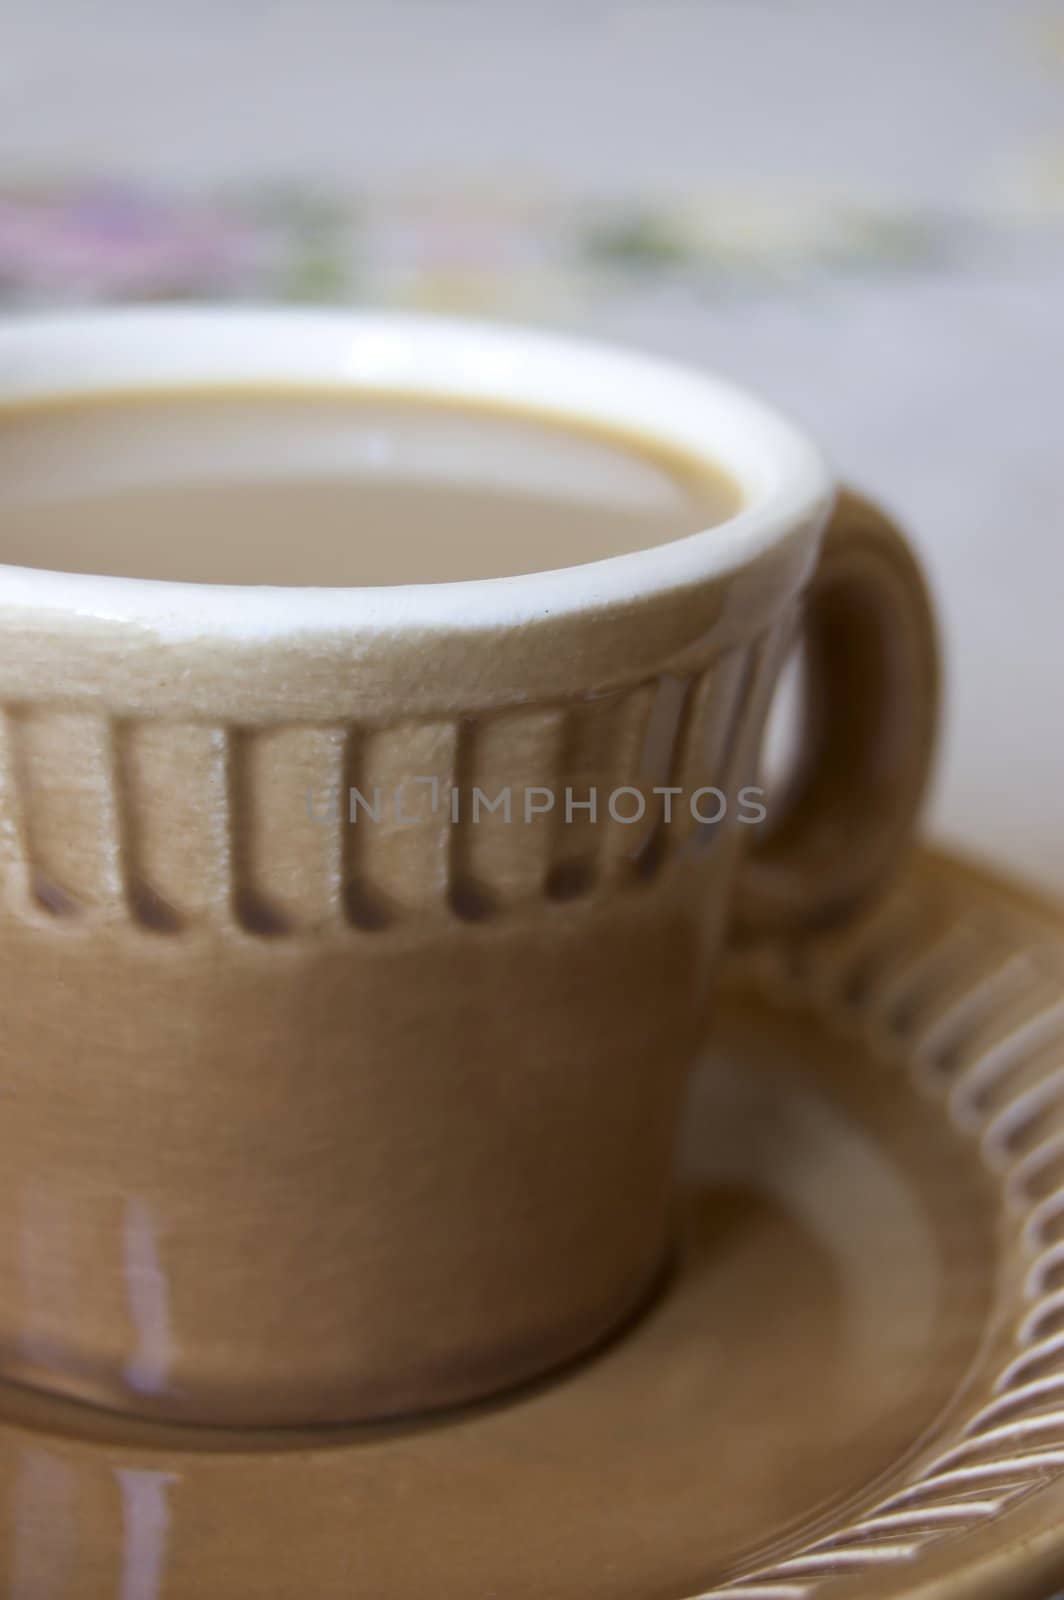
(735, 487, 939, 935)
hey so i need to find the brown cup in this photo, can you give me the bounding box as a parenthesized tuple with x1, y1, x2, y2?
(0, 310, 937, 1426)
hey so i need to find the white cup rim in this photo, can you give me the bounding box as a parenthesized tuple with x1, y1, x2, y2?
(0, 306, 833, 641)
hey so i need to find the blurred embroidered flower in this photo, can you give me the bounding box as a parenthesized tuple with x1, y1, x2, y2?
(0, 185, 259, 303)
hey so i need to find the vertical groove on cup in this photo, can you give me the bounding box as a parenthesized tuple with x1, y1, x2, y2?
(446, 717, 493, 920)
(593, 681, 661, 882)
(456, 704, 567, 907)
(337, 726, 391, 931)
(627, 673, 697, 881)
(226, 728, 286, 937)
(723, 614, 799, 799)
(546, 691, 643, 900)
(119, 721, 233, 931)
(230, 724, 347, 935)
(670, 644, 756, 854)
(4, 710, 126, 918)
(357, 718, 460, 914)
(0, 706, 30, 911)
(668, 662, 729, 853)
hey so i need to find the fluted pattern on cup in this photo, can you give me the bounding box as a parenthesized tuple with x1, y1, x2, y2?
(0, 622, 790, 936)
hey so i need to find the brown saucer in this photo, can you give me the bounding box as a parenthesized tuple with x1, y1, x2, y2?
(4, 846, 1064, 1600)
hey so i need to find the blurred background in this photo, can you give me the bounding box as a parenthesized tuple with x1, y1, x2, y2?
(2, 0, 1062, 890)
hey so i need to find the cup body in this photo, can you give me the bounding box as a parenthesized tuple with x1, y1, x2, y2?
(0, 310, 832, 1424)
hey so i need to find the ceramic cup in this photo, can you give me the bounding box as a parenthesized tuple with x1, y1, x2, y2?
(0, 309, 937, 1427)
